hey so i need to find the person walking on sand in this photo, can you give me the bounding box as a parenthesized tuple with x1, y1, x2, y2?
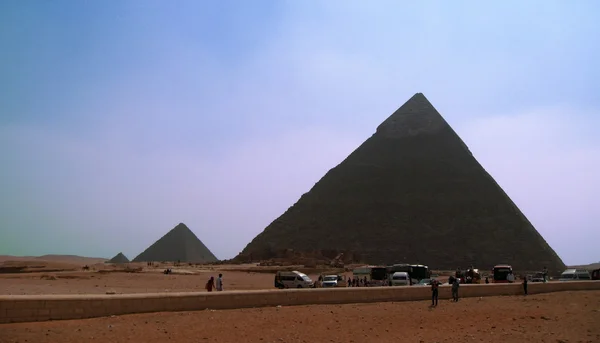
(206, 276, 215, 292)
(216, 273, 224, 291)
(452, 277, 460, 302)
(431, 279, 439, 307)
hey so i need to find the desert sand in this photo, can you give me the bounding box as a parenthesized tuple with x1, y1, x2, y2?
(0, 261, 332, 295)
(0, 257, 358, 295)
(0, 269, 281, 295)
(1, 291, 598, 343)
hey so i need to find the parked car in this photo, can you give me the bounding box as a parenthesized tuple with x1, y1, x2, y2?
(321, 275, 340, 288)
(528, 272, 545, 282)
(415, 278, 433, 286)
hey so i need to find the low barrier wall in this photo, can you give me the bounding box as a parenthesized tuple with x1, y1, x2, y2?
(1, 281, 599, 324)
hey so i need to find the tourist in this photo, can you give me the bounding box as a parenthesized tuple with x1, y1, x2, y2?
(523, 277, 528, 296)
(206, 276, 215, 292)
(542, 266, 548, 283)
(431, 279, 439, 307)
(452, 277, 460, 302)
(216, 273, 223, 291)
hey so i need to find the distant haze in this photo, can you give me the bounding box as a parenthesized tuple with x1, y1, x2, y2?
(0, 1, 599, 265)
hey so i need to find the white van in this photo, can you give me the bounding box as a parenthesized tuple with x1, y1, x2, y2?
(390, 272, 411, 286)
(559, 269, 591, 281)
(274, 271, 314, 289)
(321, 274, 341, 288)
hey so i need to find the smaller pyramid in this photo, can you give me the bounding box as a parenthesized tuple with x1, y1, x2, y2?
(107, 252, 130, 264)
(132, 223, 218, 263)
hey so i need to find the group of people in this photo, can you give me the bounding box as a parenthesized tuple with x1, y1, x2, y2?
(347, 276, 369, 287)
(205, 273, 224, 292)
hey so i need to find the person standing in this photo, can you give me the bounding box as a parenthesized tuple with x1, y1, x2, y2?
(206, 276, 215, 292)
(523, 277, 528, 295)
(542, 267, 548, 283)
(452, 278, 460, 302)
(216, 273, 224, 291)
(431, 279, 439, 307)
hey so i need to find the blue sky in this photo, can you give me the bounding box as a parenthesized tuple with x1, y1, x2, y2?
(1, 0, 599, 265)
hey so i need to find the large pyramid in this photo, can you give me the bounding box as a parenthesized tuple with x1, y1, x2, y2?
(107, 252, 130, 264)
(236, 93, 565, 273)
(132, 223, 218, 263)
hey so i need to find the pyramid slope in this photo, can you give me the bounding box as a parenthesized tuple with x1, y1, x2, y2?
(132, 223, 218, 263)
(236, 93, 565, 273)
(108, 252, 130, 264)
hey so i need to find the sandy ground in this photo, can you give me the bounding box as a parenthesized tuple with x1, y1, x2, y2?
(0, 261, 352, 294)
(0, 270, 283, 294)
(1, 291, 598, 343)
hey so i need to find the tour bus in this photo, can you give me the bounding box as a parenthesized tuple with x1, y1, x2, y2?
(352, 265, 388, 286)
(559, 269, 591, 281)
(386, 264, 430, 285)
(492, 264, 513, 283)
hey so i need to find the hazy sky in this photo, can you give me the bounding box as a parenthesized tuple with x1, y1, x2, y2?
(1, 0, 599, 265)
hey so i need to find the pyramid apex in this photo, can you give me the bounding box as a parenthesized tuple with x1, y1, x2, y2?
(375, 93, 447, 139)
(132, 223, 218, 263)
(108, 252, 130, 263)
(174, 223, 190, 230)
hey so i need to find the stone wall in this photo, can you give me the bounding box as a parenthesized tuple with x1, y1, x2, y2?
(1, 281, 599, 324)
